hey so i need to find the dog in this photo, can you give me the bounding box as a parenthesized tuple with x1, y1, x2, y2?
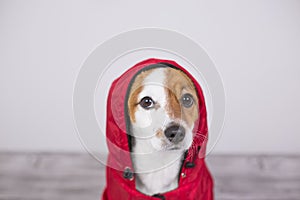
(127, 66, 199, 195)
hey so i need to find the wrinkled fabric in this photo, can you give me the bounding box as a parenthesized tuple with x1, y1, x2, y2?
(102, 58, 214, 200)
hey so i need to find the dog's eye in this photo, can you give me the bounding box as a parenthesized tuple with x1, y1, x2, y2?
(139, 96, 155, 109)
(181, 93, 194, 108)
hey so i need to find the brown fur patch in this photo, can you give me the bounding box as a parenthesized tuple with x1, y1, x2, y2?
(156, 128, 164, 138)
(164, 68, 199, 127)
(127, 69, 154, 123)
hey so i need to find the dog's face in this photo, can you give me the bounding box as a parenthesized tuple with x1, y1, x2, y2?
(128, 67, 199, 152)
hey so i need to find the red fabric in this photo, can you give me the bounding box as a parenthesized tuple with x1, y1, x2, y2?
(102, 58, 214, 200)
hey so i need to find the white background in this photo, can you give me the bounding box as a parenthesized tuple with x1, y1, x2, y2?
(1, 0, 299, 154)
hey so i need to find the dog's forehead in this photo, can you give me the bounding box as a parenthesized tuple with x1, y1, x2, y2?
(143, 67, 165, 85)
(138, 68, 166, 101)
(133, 67, 196, 98)
(165, 68, 196, 94)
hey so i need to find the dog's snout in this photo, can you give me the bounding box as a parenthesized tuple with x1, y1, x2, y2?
(164, 125, 185, 144)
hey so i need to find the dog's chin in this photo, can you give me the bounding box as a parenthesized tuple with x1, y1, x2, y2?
(162, 143, 190, 152)
(163, 137, 193, 152)
(165, 146, 183, 151)
(156, 138, 193, 152)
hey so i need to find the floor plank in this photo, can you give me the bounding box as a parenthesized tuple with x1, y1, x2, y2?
(207, 154, 300, 200)
(0, 152, 299, 200)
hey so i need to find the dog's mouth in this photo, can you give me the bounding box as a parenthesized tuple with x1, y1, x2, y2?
(167, 146, 181, 151)
(163, 143, 186, 151)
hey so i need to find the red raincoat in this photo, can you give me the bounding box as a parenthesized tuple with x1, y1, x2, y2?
(102, 58, 214, 200)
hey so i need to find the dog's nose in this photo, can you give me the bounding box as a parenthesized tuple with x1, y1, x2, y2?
(164, 125, 185, 144)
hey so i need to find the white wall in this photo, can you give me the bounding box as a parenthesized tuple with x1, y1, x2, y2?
(1, 0, 300, 154)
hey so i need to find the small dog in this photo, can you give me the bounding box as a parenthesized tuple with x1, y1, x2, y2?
(127, 66, 199, 195)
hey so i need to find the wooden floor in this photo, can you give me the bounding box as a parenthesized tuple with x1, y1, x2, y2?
(0, 153, 299, 200)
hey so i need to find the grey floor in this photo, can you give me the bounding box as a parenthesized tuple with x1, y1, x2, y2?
(0, 153, 299, 200)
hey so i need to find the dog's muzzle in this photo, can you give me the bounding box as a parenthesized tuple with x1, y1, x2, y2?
(164, 124, 185, 144)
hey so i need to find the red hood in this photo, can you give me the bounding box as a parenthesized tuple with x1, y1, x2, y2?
(102, 58, 213, 200)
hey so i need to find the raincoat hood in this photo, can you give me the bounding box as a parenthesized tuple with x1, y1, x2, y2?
(102, 58, 213, 200)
